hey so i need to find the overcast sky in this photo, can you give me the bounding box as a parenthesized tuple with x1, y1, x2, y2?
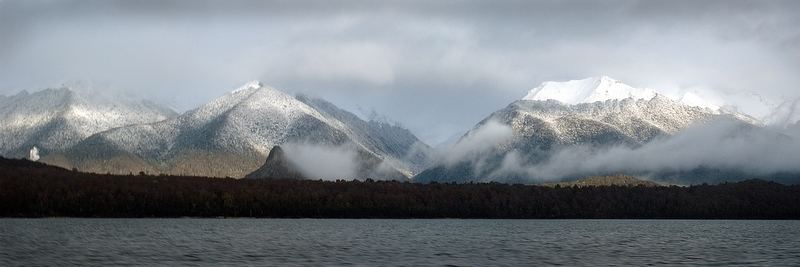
(2, 0, 799, 144)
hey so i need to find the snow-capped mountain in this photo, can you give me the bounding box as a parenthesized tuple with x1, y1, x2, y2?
(0, 86, 176, 160)
(522, 76, 658, 105)
(414, 76, 761, 183)
(60, 81, 430, 179)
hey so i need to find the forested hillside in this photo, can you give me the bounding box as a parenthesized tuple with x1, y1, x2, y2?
(1, 158, 798, 219)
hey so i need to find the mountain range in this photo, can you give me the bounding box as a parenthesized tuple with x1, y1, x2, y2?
(49, 81, 430, 179)
(414, 76, 774, 183)
(1, 76, 797, 183)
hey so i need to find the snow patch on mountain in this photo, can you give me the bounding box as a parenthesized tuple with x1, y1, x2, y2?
(231, 80, 263, 94)
(523, 76, 658, 105)
(663, 87, 798, 127)
(522, 76, 731, 113)
(675, 91, 721, 110)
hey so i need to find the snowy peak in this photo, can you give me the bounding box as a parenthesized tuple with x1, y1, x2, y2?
(675, 91, 721, 110)
(523, 76, 657, 105)
(185, 80, 321, 128)
(231, 80, 263, 94)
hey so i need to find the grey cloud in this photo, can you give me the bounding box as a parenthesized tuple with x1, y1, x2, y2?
(281, 142, 359, 180)
(441, 120, 513, 166)
(1, 0, 799, 144)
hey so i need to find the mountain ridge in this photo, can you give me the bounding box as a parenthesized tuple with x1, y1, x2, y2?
(415, 77, 763, 183)
(0, 87, 177, 159)
(54, 81, 429, 179)
(3, 77, 794, 183)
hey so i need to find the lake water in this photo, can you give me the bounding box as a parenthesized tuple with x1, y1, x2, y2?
(1, 219, 798, 266)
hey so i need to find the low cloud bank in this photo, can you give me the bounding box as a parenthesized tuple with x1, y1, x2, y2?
(280, 142, 409, 181)
(442, 120, 513, 166)
(437, 119, 800, 184)
(491, 119, 800, 183)
(281, 143, 359, 180)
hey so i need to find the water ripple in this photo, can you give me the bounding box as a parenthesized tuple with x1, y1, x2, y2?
(1, 219, 799, 266)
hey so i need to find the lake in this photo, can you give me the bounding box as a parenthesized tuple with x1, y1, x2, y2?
(1, 219, 798, 266)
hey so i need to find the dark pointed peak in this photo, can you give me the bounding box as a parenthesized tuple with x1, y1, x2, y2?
(245, 145, 305, 180)
(267, 145, 285, 159)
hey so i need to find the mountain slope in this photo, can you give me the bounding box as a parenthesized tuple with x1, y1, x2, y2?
(61, 81, 428, 179)
(415, 76, 760, 183)
(0, 86, 176, 161)
(295, 95, 432, 173)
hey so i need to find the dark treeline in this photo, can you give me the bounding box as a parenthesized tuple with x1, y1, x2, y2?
(1, 158, 799, 219)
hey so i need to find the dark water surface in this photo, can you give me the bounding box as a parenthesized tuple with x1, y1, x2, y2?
(1, 219, 798, 266)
